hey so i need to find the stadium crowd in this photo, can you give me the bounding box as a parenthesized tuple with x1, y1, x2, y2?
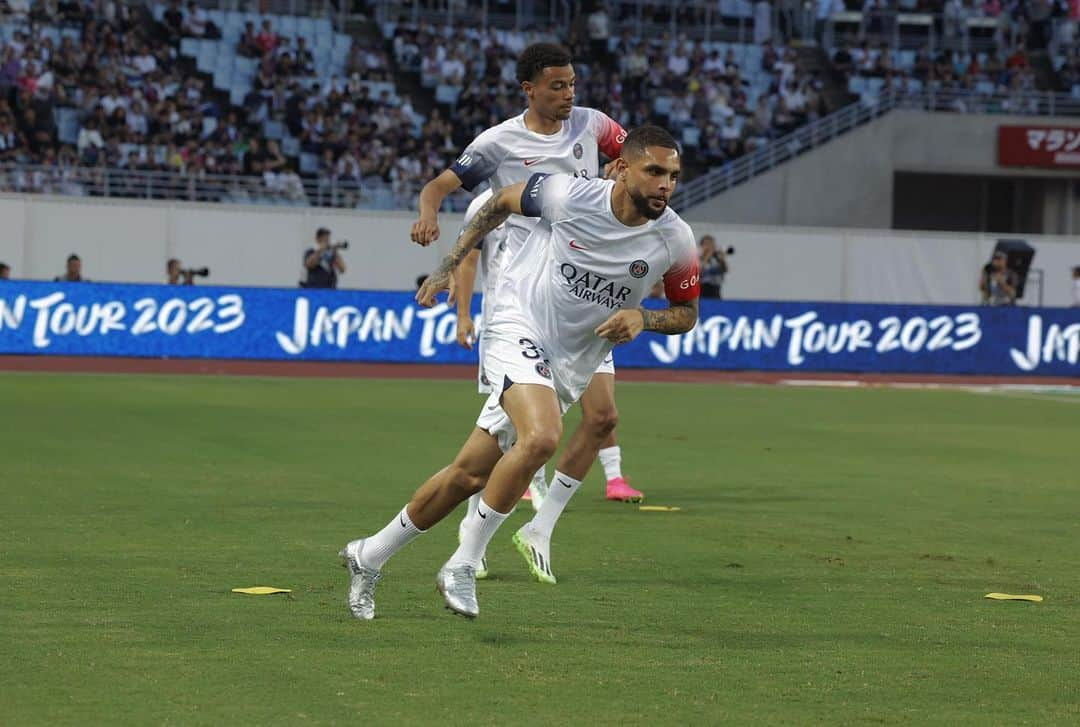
(829, 0, 1079, 106)
(390, 18, 826, 191)
(0, 0, 1076, 208)
(0, 0, 828, 208)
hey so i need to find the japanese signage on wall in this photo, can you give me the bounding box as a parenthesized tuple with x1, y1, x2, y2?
(998, 125, 1080, 169)
(1, 282, 1077, 377)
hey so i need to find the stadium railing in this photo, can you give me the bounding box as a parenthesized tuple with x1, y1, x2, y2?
(0, 164, 412, 209)
(671, 87, 1080, 210)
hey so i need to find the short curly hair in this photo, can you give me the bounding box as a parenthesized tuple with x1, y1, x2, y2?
(516, 43, 573, 84)
(621, 125, 679, 158)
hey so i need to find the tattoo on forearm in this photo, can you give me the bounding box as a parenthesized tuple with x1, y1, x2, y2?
(431, 195, 511, 278)
(639, 302, 698, 334)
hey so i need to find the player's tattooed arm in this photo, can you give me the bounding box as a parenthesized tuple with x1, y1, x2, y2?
(595, 299, 698, 344)
(415, 183, 526, 307)
(640, 299, 699, 334)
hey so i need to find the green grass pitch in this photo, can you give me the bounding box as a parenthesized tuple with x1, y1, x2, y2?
(2, 372, 1078, 725)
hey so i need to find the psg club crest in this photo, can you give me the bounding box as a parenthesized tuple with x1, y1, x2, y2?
(573, 142, 583, 159)
(535, 361, 552, 379)
(629, 260, 649, 278)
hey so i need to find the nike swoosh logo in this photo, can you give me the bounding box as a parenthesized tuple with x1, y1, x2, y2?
(400, 514, 407, 527)
(569, 240, 586, 250)
(557, 478, 573, 489)
(523, 158, 543, 166)
(477, 508, 487, 519)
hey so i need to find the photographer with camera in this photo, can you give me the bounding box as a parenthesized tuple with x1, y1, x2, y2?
(167, 258, 210, 285)
(979, 251, 1018, 306)
(699, 235, 732, 299)
(302, 227, 347, 289)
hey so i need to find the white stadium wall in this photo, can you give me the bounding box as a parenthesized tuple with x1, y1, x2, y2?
(0, 194, 451, 290)
(0, 192, 1077, 307)
(686, 110, 1080, 234)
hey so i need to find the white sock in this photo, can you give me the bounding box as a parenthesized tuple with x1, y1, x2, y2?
(532, 466, 547, 489)
(359, 505, 425, 570)
(461, 491, 484, 528)
(446, 496, 510, 569)
(598, 446, 622, 481)
(529, 470, 581, 540)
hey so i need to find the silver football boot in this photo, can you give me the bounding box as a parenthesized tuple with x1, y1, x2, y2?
(339, 539, 380, 620)
(436, 564, 479, 618)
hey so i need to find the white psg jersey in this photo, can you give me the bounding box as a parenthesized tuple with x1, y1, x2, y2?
(450, 106, 626, 255)
(486, 173, 700, 402)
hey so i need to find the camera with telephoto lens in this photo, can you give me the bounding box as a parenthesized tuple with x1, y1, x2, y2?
(724, 246, 735, 255)
(182, 267, 210, 278)
(331, 240, 349, 251)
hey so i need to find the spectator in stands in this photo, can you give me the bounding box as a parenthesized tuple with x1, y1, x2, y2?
(256, 20, 280, 57)
(133, 45, 158, 75)
(183, 1, 218, 40)
(1073, 265, 1080, 306)
(833, 41, 855, 76)
(0, 113, 25, 162)
(587, 2, 612, 71)
(56, 253, 84, 282)
(0, 262, 9, 280)
(242, 137, 266, 176)
(162, 0, 184, 44)
(238, 21, 260, 58)
(1058, 52, 1080, 90)
(979, 251, 1018, 305)
(279, 162, 304, 202)
(295, 37, 315, 76)
(302, 227, 345, 289)
(698, 235, 730, 299)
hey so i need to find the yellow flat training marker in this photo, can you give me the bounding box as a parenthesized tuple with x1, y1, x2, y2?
(985, 593, 1043, 603)
(232, 587, 292, 595)
(639, 506, 681, 512)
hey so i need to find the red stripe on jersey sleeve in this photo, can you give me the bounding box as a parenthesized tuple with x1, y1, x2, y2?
(663, 258, 701, 303)
(596, 115, 627, 159)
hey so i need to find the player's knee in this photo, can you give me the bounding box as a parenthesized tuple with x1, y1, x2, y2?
(584, 405, 618, 437)
(518, 427, 560, 464)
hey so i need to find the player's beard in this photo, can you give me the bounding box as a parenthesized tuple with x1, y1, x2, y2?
(627, 185, 667, 220)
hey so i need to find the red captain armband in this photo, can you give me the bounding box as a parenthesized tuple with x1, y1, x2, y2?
(663, 259, 701, 303)
(597, 116, 627, 159)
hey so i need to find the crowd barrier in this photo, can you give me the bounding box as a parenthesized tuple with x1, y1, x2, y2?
(0, 281, 1077, 376)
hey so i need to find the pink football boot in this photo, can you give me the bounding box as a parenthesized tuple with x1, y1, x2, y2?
(605, 477, 643, 502)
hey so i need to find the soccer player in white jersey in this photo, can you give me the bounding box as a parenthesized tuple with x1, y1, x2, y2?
(410, 43, 645, 512)
(340, 125, 700, 619)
